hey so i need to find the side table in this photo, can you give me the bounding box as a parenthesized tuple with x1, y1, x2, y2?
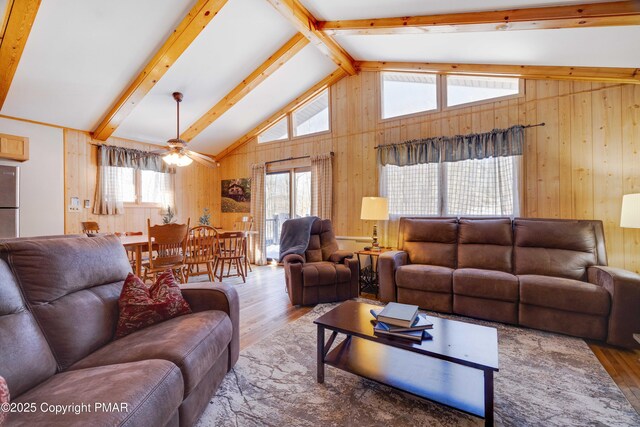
(354, 249, 394, 296)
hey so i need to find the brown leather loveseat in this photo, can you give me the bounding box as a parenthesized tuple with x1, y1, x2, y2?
(379, 217, 640, 348)
(0, 235, 239, 426)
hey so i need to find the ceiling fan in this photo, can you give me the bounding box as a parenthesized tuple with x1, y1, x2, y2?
(144, 92, 218, 168)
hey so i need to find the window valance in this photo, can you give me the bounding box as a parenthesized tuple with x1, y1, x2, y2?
(97, 145, 174, 174)
(377, 125, 524, 167)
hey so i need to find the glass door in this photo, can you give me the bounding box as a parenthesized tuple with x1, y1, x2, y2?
(265, 168, 311, 261)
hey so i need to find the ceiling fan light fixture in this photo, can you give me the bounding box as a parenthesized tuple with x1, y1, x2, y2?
(174, 153, 193, 167)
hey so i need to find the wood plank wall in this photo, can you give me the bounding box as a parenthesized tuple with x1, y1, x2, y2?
(216, 72, 640, 273)
(64, 129, 217, 235)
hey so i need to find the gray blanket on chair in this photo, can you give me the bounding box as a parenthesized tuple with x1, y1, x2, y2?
(278, 216, 319, 262)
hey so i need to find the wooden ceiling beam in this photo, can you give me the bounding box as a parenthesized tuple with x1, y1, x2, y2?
(216, 68, 347, 160)
(92, 0, 228, 141)
(265, 0, 357, 75)
(181, 33, 309, 142)
(318, 2, 640, 35)
(357, 61, 640, 84)
(0, 0, 40, 110)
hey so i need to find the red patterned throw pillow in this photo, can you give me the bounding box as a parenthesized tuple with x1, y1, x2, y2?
(115, 270, 191, 338)
(0, 376, 9, 425)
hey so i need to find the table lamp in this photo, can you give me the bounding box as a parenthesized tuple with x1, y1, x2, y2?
(621, 193, 640, 229)
(360, 197, 389, 251)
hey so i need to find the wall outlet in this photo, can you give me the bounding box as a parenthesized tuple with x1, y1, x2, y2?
(68, 205, 81, 212)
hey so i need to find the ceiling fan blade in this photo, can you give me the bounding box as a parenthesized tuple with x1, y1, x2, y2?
(186, 150, 218, 168)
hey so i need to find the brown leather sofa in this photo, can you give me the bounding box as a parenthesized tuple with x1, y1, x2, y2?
(0, 235, 239, 426)
(283, 218, 358, 305)
(379, 217, 640, 348)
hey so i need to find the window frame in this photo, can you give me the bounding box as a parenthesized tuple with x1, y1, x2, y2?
(379, 71, 441, 121)
(378, 72, 524, 122)
(442, 74, 524, 111)
(123, 169, 175, 209)
(257, 115, 290, 144)
(257, 88, 331, 145)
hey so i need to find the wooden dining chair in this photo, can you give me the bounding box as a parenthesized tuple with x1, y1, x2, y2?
(184, 226, 217, 282)
(234, 216, 254, 273)
(213, 231, 246, 283)
(142, 219, 190, 283)
(81, 221, 100, 234)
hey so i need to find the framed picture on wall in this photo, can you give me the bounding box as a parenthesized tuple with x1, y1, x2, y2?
(221, 178, 251, 213)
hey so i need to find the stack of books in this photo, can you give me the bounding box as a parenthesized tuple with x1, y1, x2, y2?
(370, 302, 433, 342)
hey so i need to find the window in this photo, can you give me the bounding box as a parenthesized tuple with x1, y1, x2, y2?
(380, 163, 440, 216)
(123, 169, 174, 207)
(381, 72, 438, 119)
(380, 158, 521, 217)
(264, 168, 311, 260)
(293, 89, 329, 137)
(446, 75, 521, 108)
(380, 72, 523, 120)
(444, 157, 519, 216)
(258, 89, 330, 143)
(258, 116, 289, 143)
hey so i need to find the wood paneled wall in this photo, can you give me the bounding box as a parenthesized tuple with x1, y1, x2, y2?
(217, 72, 640, 273)
(64, 129, 217, 235)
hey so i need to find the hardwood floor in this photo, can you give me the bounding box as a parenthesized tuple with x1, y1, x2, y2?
(207, 265, 640, 415)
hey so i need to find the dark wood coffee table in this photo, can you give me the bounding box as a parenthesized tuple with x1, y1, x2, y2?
(314, 300, 499, 426)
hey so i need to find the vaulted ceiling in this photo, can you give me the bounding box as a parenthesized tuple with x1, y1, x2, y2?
(0, 0, 639, 158)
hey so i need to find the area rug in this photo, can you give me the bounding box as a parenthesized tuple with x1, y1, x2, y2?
(196, 302, 640, 426)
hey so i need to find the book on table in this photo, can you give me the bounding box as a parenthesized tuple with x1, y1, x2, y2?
(373, 321, 433, 342)
(370, 309, 433, 332)
(374, 302, 419, 327)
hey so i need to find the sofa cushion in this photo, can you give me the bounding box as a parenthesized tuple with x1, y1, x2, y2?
(10, 360, 182, 426)
(116, 272, 191, 338)
(514, 219, 598, 280)
(399, 218, 458, 268)
(453, 268, 519, 302)
(458, 218, 513, 272)
(302, 262, 351, 287)
(519, 275, 610, 316)
(70, 311, 232, 396)
(0, 235, 131, 370)
(305, 219, 339, 263)
(396, 264, 453, 293)
(0, 260, 57, 398)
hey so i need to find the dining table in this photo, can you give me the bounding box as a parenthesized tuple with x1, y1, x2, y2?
(119, 234, 151, 277)
(119, 229, 258, 278)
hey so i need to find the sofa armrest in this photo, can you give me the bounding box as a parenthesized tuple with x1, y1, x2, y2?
(378, 251, 408, 303)
(588, 265, 640, 348)
(329, 250, 353, 263)
(180, 283, 240, 371)
(283, 254, 304, 305)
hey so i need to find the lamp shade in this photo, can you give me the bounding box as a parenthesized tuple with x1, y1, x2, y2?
(360, 197, 389, 221)
(620, 193, 640, 228)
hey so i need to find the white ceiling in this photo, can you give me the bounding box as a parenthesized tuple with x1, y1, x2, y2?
(336, 26, 640, 68)
(2, 0, 196, 130)
(189, 44, 337, 154)
(1, 0, 638, 157)
(300, 0, 619, 21)
(114, 0, 297, 146)
(0, 0, 9, 30)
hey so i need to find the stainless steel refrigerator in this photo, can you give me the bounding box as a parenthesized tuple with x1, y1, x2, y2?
(0, 165, 19, 238)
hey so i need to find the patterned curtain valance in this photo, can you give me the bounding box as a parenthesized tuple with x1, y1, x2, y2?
(377, 137, 442, 166)
(443, 125, 524, 163)
(377, 125, 524, 166)
(97, 145, 174, 173)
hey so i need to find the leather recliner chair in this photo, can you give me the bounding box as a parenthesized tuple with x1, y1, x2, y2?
(283, 218, 359, 306)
